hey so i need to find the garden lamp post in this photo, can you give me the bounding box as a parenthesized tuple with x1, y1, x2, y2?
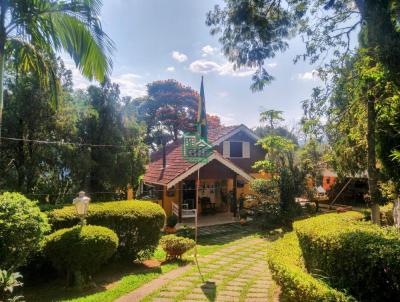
(73, 191, 90, 226)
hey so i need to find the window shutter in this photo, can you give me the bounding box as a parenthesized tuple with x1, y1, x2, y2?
(243, 142, 250, 158)
(223, 141, 230, 158)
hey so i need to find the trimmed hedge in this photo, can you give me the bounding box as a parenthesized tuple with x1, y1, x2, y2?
(294, 212, 400, 301)
(46, 225, 118, 285)
(47, 200, 165, 259)
(267, 232, 353, 301)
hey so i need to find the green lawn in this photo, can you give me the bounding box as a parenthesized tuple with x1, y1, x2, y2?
(23, 247, 181, 302)
(24, 227, 255, 302)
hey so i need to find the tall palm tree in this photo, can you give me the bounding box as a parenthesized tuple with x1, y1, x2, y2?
(260, 109, 284, 130)
(0, 0, 114, 142)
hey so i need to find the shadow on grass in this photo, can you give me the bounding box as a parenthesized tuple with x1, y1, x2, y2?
(201, 281, 217, 301)
(198, 223, 284, 246)
(23, 258, 189, 302)
(197, 223, 265, 246)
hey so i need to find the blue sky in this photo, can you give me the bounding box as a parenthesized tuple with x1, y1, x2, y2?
(66, 0, 322, 128)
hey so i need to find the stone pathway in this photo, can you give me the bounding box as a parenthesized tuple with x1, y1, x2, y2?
(117, 225, 278, 302)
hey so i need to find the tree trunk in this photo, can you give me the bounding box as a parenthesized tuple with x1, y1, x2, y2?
(0, 2, 5, 149)
(0, 46, 4, 148)
(367, 97, 380, 225)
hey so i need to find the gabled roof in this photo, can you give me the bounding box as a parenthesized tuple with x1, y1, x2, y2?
(210, 124, 259, 146)
(167, 151, 253, 189)
(208, 125, 240, 143)
(143, 125, 258, 186)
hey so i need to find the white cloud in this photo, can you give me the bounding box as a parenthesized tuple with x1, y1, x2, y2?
(218, 62, 255, 77)
(63, 58, 146, 97)
(218, 91, 229, 98)
(189, 59, 255, 77)
(111, 73, 146, 97)
(64, 60, 92, 90)
(166, 66, 175, 72)
(189, 60, 220, 73)
(202, 45, 216, 57)
(298, 69, 319, 81)
(210, 112, 237, 125)
(172, 51, 188, 62)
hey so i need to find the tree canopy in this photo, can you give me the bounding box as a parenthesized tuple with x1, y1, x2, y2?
(137, 79, 199, 148)
(206, 0, 400, 223)
(0, 0, 114, 143)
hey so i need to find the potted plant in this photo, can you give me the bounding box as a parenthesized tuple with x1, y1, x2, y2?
(164, 214, 178, 234)
(239, 209, 248, 225)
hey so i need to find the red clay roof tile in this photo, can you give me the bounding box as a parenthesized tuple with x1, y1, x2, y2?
(143, 125, 241, 185)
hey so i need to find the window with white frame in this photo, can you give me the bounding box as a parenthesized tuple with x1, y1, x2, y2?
(223, 141, 250, 158)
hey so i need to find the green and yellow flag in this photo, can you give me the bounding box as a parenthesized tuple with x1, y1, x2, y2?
(197, 76, 208, 140)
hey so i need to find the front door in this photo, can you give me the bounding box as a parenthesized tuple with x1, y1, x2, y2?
(182, 180, 196, 210)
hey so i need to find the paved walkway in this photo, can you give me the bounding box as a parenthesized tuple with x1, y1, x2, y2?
(118, 225, 278, 302)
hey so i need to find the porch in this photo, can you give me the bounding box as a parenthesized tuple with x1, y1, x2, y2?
(176, 210, 239, 227)
(166, 157, 253, 222)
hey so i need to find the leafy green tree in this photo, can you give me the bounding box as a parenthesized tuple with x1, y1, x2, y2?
(255, 109, 298, 144)
(260, 109, 284, 130)
(0, 59, 79, 201)
(254, 125, 299, 145)
(137, 79, 198, 148)
(1, 61, 146, 203)
(254, 134, 305, 220)
(77, 81, 147, 200)
(300, 88, 327, 208)
(206, 0, 400, 223)
(326, 51, 399, 211)
(0, 0, 114, 143)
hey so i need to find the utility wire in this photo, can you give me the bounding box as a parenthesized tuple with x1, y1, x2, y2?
(1, 186, 233, 197)
(0, 136, 132, 148)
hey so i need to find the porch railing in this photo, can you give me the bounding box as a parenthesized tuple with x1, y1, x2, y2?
(172, 202, 179, 217)
(182, 208, 196, 218)
(172, 202, 197, 218)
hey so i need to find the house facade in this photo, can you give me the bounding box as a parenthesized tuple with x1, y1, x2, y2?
(142, 124, 267, 220)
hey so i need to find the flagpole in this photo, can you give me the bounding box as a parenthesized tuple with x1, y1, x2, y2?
(195, 168, 199, 245)
(194, 167, 204, 282)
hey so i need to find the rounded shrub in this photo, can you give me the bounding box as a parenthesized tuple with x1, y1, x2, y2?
(47, 200, 165, 260)
(45, 225, 118, 286)
(160, 235, 195, 260)
(0, 192, 50, 270)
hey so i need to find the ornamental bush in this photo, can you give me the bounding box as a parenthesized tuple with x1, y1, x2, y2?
(267, 232, 353, 302)
(160, 235, 195, 260)
(252, 202, 282, 229)
(45, 225, 118, 286)
(47, 200, 165, 259)
(294, 212, 400, 301)
(250, 178, 279, 201)
(0, 192, 50, 270)
(166, 214, 178, 228)
(363, 202, 395, 225)
(380, 202, 394, 226)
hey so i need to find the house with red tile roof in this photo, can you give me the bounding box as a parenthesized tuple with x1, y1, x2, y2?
(142, 123, 268, 220)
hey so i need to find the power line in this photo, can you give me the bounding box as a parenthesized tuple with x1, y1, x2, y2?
(0, 136, 132, 148)
(1, 186, 233, 197)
